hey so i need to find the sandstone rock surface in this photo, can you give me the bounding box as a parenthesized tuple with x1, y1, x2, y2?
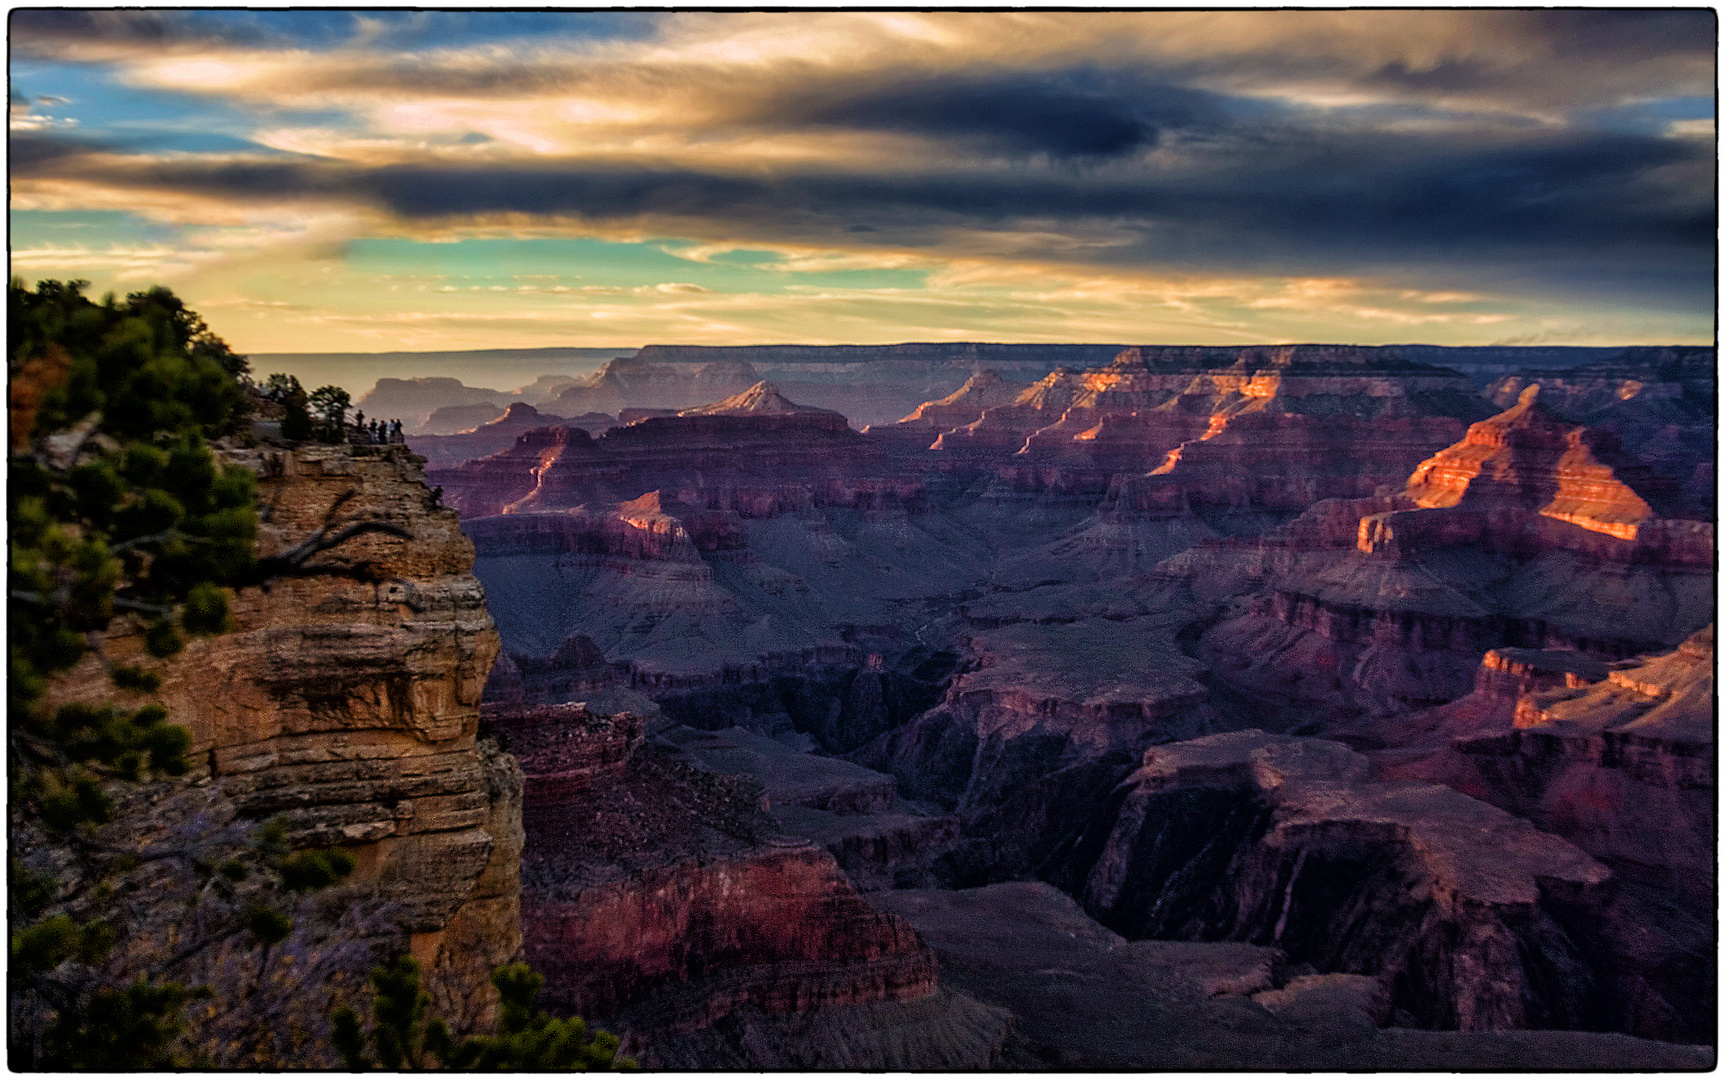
(32, 440, 520, 1057)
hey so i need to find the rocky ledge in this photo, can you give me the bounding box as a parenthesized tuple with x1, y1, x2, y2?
(873, 880, 1711, 1069)
(1064, 730, 1617, 1031)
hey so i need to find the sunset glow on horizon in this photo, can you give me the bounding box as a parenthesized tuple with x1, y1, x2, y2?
(9, 9, 1715, 353)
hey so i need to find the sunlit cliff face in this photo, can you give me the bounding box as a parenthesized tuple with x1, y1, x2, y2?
(9, 10, 1714, 351)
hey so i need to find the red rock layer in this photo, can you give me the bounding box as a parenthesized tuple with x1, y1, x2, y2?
(1358, 388, 1710, 564)
(436, 384, 924, 520)
(482, 702, 643, 805)
(524, 844, 937, 1025)
(509, 698, 941, 1039)
(409, 402, 579, 468)
(863, 370, 1031, 453)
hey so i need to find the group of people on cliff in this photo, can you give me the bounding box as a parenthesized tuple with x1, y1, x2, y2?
(352, 413, 406, 445)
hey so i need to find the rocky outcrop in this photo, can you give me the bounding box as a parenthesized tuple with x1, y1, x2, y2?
(427, 424, 600, 518)
(1063, 731, 1617, 1032)
(496, 697, 1004, 1065)
(35, 440, 520, 1049)
(874, 881, 1711, 1069)
(482, 702, 643, 805)
(863, 370, 1030, 453)
(355, 376, 506, 433)
(408, 402, 573, 468)
(867, 614, 1214, 878)
(1359, 387, 1708, 565)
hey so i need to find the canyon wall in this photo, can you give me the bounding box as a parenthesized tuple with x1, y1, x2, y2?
(488, 698, 1008, 1068)
(34, 440, 520, 1062)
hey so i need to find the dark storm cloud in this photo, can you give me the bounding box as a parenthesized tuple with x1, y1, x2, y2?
(15, 118, 1708, 296)
(1528, 9, 1716, 59)
(8, 9, 280, 54)
(763, 71, 1236, 160)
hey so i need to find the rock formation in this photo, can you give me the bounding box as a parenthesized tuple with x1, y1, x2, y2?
(863, 370, 1030, 453)
(485, 697, 1007, 1068)
(355, 376, 506, 433)
(408, 402, 572, 469)
(421, 400, 509, 436)
(927, 346, 1484, 518)
(1357, 386, 1704, 564)
(30, 440, 519, 1061)
(424, 340, 1714, 1063)
(874, 880, 1710, 1069)
(1062, 730, 1613, 1031)
(431, 384, 922, 521)
(1483, 346, 1714, 517)
(1155, 388, 1713, 723)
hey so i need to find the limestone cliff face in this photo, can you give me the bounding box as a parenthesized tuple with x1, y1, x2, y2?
(52, 441, 519, 1010)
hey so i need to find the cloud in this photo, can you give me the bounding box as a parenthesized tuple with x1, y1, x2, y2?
(10, 10, 1713, 345)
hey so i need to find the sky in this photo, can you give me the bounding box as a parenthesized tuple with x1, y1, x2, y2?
(8, 8, 1717, 353)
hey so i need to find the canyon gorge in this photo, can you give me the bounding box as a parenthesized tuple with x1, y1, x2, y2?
(27, 341, 1710, 1067)
(417, 342, 1713, 1066)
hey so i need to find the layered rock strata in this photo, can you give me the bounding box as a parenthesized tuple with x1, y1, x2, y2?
(1484, 346, 1714, 517)
(497, 697, 1004, 1066)
(930, 346, 1483, 515)
(408, 402, 578, 468)
(1357, 387, 1707, 565)
(1158, 390, 1713, 722)
(34, 440, 520, 1050)
(432, 384, 924, 520)
(874, 881, 1711, 1069)
(862, 370, 1030, 454)
(547, 343, 1121, 428)
(1441, 627, 1714, 896)
(1063, 730, 1617, 1031)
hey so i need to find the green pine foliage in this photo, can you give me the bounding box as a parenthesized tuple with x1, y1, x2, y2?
(7, 278, 344, 1067)
(331, 957, 637, 1071)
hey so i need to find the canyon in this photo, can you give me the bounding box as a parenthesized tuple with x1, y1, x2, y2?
(430, 342, 1712, 1065)
(42, 341, 1710, 1066)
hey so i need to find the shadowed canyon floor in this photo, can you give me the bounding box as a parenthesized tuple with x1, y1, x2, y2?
(452, 345, 1713, 1066)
